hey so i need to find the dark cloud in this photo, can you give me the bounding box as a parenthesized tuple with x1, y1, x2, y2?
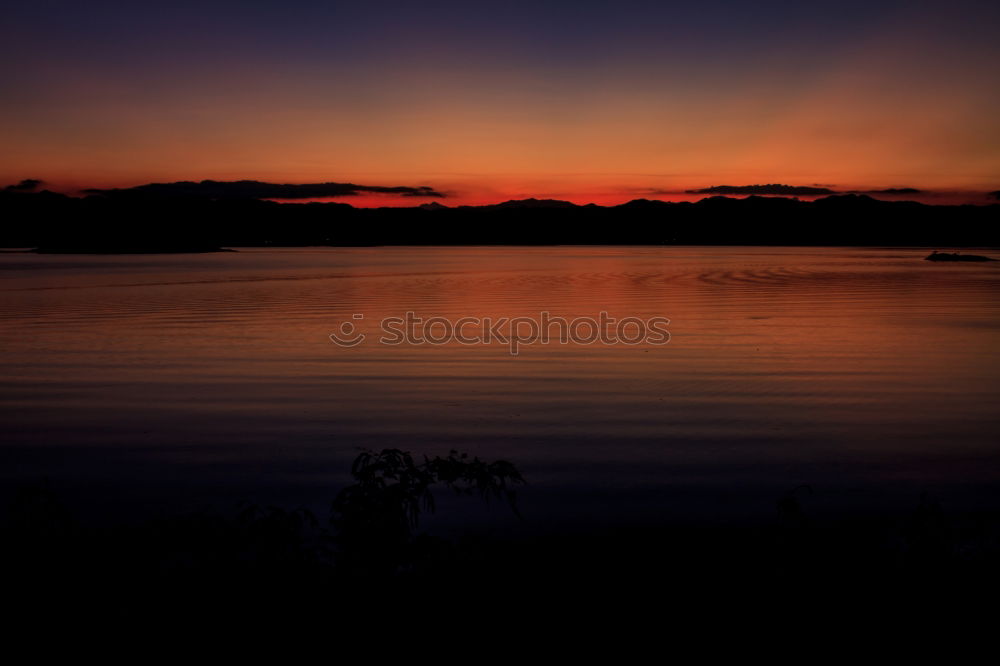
(625, 188, 680, 196)
(990, 190, 1000, 201)
(686, 184, 836, 195)
(83, 179, 445, 199)
(4, 178, 44, 192)
(857, 187, 923, 195)
(400, 189, 445, 197)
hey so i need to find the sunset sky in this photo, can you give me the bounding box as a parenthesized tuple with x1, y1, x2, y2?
(2, 0, 999, 205)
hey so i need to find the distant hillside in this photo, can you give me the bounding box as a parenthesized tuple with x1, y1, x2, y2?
(1, 188, 997, 249)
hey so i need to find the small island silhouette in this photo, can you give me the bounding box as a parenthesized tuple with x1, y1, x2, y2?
(925, 250, 996, 262)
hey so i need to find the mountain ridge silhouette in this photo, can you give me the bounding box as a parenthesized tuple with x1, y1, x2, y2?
(2, 186, 998, 250)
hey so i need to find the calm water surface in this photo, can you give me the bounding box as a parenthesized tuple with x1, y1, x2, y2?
(2, 247, 998, 528)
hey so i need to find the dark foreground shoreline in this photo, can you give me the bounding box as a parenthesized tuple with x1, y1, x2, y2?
(6, 500, 999, 619)
(5, 473, 998, 610)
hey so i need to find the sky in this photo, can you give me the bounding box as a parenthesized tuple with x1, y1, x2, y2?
(2, 0, 999, 205)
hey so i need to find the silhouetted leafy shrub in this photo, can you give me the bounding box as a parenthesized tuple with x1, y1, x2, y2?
(330, 448, 525, 575)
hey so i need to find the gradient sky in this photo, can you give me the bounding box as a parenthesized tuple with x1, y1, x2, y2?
(2, 0, 999, 204)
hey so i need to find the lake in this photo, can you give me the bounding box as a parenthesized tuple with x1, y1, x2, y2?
(1, 246, 998, 531)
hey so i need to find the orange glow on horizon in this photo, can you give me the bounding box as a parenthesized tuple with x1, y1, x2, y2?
(3, 8, 997, 205)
